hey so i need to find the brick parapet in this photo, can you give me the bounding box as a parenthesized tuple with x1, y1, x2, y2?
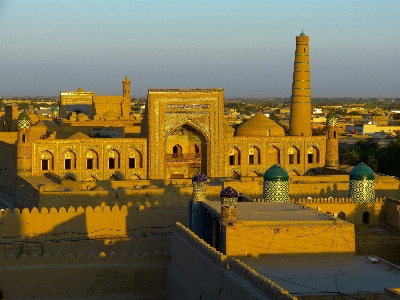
(174, 222, 227, 268)
(227, 258, 297, 300)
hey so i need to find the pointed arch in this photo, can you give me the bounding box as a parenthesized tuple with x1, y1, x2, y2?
(363, 211, 370, 224)
(40, 150, 54, 171)
(86, 149, 99, 170)
(267, 146, 280, 165)
(307, 146, 320, 164)
(63, 149, 76, 170)
(128, 149, 142, 168)
(108, 149, 120, 169)
(288, 146, 300, 164)
(229, 147, 241, 166)
(248, 146, 260, 165)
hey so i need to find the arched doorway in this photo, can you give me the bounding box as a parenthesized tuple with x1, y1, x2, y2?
(165, 124, 208, 179)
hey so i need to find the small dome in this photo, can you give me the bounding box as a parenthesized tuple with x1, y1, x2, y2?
(18, 112, 30, 121)
(51, 107, 59, 112)
(76, 113, 89, 121)
(103, 110, 120, 119)
(192, 173, 207, 183)
(68, 132, 91, 140)
(349, 162, 374, 181)
(300, 30, 305, 36)
(235, 113, 284, 137)
(263, 164, 289, 182)
(220, 186, 238, 198)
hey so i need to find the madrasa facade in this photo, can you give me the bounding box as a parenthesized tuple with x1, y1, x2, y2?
(0, 31, 333, 185)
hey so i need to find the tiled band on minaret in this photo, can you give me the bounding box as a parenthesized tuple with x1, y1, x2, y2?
(325, 112, 339, 167)
(289, 30, 312, 137)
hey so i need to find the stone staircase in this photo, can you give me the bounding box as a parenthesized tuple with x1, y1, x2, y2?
(21, 243, 43, 257)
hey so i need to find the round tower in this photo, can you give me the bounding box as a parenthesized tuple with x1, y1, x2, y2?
(16, 112, 32, 176)
(325, 112, 339, 167)
(220, 186, 238, 226)
(289, 30, 312, 136)
(348, 162, 375, 203)
(263, 164, 289, 202)
(51, 107, 59, 120)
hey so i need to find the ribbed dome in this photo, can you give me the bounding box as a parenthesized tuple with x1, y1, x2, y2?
(263, 164, 289, 182)
(192, 173, 207, 183)
(220, 186, 238, 198)
(350, 162, 374, 181)
(235, 113, 284, 137)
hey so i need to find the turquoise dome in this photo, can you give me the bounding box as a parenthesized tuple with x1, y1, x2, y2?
(349, 162, 374, 181)
(263, 164, 289, 182)
(51, 107, 59, 112)
(17, 112, 30, 121)
(300, 30, 305, 36)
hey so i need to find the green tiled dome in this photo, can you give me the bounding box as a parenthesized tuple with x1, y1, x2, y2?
(263, 164, 289, 182)
(349, 162, 374, 181)
(18, 112, 30, 121)
(326, 112, 338, 119)
(51, 107, 59, 112)
(300, 30, 305, 36)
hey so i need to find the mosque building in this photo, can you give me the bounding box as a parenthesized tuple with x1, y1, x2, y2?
(0, 30, 398, 300)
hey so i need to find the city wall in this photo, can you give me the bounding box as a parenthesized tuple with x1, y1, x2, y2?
(166, 222, 296, 300)
(16, 178, 222, 209)
(0, 251, 169, 300)
(0, 204, 187, 243)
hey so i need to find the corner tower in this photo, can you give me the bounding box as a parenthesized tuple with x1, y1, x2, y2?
(289, 30, 312, 136)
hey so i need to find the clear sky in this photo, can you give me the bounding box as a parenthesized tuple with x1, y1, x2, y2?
(0, 0, 399, 98)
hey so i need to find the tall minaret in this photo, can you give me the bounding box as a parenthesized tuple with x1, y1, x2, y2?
(289, 30, 312, 136)
(121, 76, 131, 117)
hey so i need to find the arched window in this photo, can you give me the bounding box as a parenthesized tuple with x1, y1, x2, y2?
(229, 147, 241, 166)
(129, 149, 142, 168)
(362, 211, 370, 224)
(108, 149, 120, 169)
(41, 151, 53, 171)
(307, 146, 320, 164)
(22, 134, 26, 143)
(86, 149, 99, 170)
(64, 150, 76, 170)
(288, 147, 300, 164)
(173, 144, 182, 157)
(248, 146, 260, 165)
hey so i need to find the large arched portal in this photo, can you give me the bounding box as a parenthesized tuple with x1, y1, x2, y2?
(165, 124, 208, 179)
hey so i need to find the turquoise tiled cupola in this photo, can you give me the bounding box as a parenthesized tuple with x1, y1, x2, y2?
(263, 164, 289, 202)
(348, 162, 375, 203)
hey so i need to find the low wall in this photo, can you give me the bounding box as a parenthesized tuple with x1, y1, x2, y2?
(166, 223, 296, 300)
(0, 251, 169, 300)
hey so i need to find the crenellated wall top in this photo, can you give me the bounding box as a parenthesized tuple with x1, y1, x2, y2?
(0, 203, 188, 216)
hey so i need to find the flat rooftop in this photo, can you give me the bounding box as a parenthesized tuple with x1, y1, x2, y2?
(204, 201, 339, 223)
(241, 255, 400, 296)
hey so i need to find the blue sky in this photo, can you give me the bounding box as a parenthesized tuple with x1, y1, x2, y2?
(0, 0, 399, 98)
